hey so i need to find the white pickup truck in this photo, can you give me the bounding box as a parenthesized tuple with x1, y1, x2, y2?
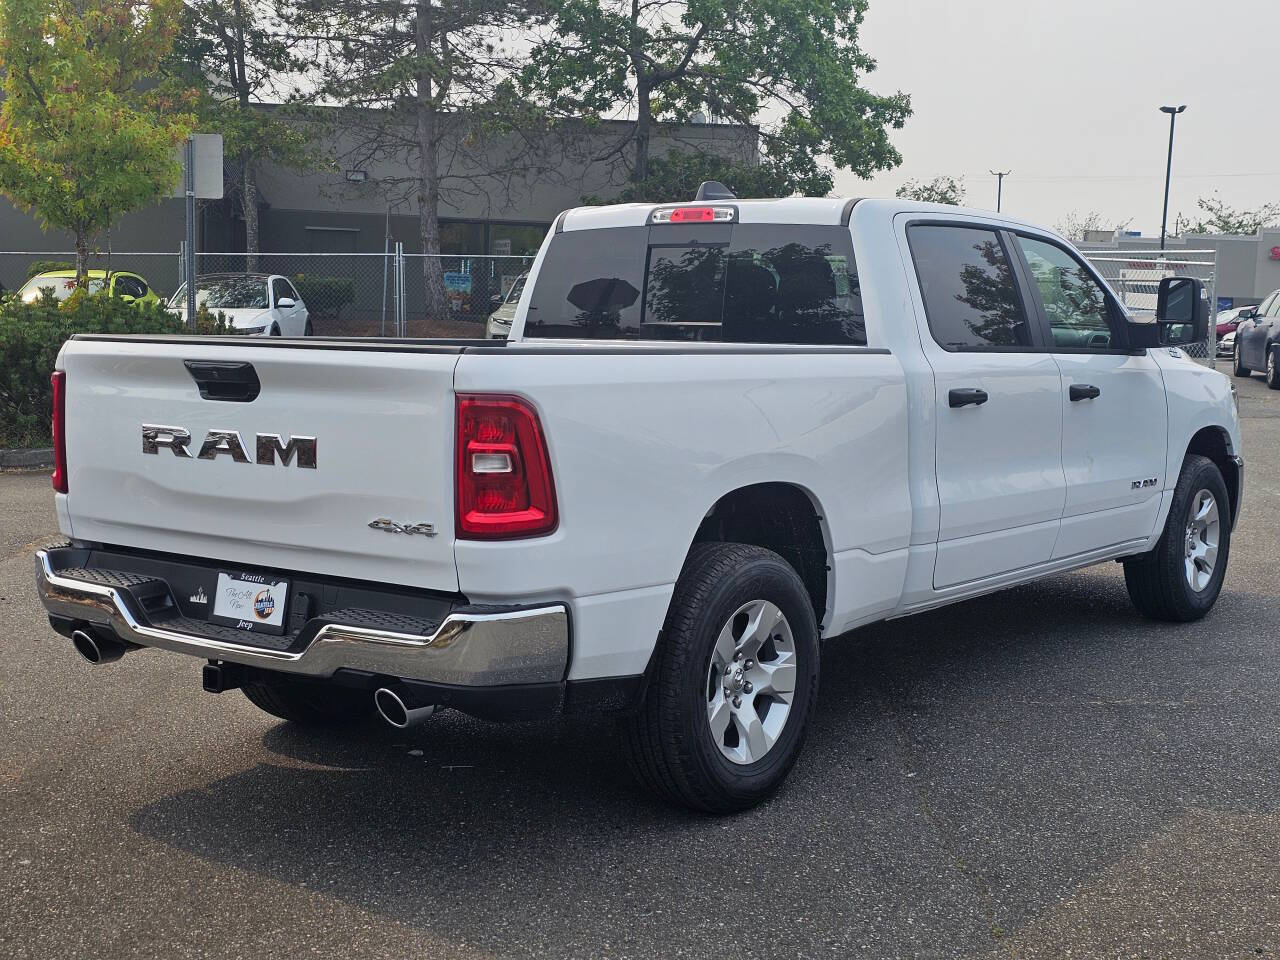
(35, 194, 1243, 813)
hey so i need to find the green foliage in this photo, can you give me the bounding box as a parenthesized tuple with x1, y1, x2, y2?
(591, 151, 797, 203)
(26, 260, 73, 280)
(523, 0, 911, 194)
(0, 292, 227, 448)
(1189, 193, 1280, 235)
(896, 175, 965, 206)
(293, 275, 355, 318)
(0, 0, 195, 278)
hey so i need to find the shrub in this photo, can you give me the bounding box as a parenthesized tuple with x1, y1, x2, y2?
(0, 293, 228, 448)
(294, 275, 355, 320)
(25, 259, 74, 280)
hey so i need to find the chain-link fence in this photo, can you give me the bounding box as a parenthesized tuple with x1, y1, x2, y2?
(0, 249, 536, 338)
(1082, 247, 1217, 366)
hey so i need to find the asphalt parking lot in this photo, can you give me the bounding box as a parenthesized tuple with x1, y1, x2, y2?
(2, 360, 1278, 960)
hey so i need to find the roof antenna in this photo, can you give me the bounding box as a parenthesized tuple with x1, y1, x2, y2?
(694, 180, 736, 201)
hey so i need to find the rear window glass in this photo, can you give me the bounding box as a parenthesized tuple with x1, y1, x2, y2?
(523, 224, 865, 345)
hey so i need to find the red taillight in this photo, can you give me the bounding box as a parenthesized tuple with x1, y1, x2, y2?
(456, 394, 556, 539)
(50, 370, 67, 493)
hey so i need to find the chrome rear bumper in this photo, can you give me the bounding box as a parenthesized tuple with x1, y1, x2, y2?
(34, 548, 568, 686)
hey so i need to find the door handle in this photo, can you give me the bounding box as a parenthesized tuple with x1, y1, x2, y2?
(948, 387, 988, 408)
(1069, 384, 1101, 401)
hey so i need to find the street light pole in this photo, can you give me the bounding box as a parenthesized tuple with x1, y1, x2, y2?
(990, 169, 1010, 212)
(1159, 105, 1186, 250)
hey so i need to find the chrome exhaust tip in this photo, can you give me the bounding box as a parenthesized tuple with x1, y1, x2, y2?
(70, 628, 129, 665)
(373, 685, 436, 729)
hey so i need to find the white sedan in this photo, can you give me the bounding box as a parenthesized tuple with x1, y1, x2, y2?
(168, 273, 311, 336)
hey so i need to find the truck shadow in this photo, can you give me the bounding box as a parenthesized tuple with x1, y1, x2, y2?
(128, 568, 1278, 955)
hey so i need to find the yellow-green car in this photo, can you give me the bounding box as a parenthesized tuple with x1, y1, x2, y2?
(17, 270, 161, 307)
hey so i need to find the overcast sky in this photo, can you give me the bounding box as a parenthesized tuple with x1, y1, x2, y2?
(835, 0, 1276, 236)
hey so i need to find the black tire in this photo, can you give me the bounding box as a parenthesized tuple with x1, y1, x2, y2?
(242, 677, 373, 726)
(622, 542, 820, 814)
(1232, 340, 1250, 377)
(1267, 345, 1280, 390)
(1123, 454, 1231, 622)
(304, 320, 314, 337)
(269, 324, 281, 337)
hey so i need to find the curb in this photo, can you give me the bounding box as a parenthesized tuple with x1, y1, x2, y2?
(0, 447, 54, 470)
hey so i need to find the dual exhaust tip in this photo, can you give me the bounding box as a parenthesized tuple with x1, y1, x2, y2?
(71, 626, 436, 730)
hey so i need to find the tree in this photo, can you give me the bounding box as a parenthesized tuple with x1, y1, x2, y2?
(289, 0, 545, 327)
(523, 0, 911, 197)
(1188, 193, 1280, 235)
(1053, 211, 1133, 242)
(0, 0, 193, 279)
(164, 0, 317, 267)
(895, 175, 964, 205)
(591, 150, 796, 203)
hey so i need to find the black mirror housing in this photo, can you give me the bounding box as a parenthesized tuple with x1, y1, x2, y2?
(1155, 276, 1209, 347)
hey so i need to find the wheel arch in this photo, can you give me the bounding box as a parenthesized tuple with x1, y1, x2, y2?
(1184, 426, 1241, 525)
(685, 482, 832, 631)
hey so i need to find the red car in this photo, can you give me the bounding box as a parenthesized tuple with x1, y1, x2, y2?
(1217, 305, 1256, 338)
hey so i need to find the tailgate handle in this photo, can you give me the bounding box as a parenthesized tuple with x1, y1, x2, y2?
(184, 360, 261, 402)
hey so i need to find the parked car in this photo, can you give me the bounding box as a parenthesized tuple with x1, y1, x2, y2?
(1230, 288, 1280, 387)
(168, 273, 310, 337)
(1216, 304, 1254, 340)
(17, 270, 160, 308)
(485, 273, 527, 339)
(1218, 328, 1236, 359)
(35, 193, 1242, 813)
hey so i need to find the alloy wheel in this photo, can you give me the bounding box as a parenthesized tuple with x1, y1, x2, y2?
(704, 599, 797, 765)
(1183, 489, 1220, 592)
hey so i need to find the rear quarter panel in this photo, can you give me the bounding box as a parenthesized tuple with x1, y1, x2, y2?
(454, 346, 911, 678)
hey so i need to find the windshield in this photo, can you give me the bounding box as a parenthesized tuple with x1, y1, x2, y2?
(19, 276, 105, 303)
(171, 276, 269, 310)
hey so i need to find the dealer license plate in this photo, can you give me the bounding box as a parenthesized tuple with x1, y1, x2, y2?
(210, 572, 289, 635)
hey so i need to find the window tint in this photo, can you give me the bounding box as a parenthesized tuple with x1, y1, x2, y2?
(524, 224, 865, 344)
(113, 275, 146, 299)
(1016, 236, 1115, 349)
(724, 226, 865, 345)
(272, 278, 294, 305)
(908, 225, 1032, 349)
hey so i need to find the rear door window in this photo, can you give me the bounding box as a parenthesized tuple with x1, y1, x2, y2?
(907, 224, 1033, 349)
(523, 222, 865, 344)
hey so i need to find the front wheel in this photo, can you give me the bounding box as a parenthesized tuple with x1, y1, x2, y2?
(1123, 454, 1230, 622)
(1233, 341, 1250, 377)
(622, 542, 820, 813)
(1267, 346, 1280, 389)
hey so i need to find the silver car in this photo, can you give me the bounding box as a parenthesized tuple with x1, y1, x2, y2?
(485, 274, 527, 339)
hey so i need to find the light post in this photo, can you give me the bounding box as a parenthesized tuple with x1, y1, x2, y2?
(990, 169, 1010, 212)
(1159, 105, 1186, 250)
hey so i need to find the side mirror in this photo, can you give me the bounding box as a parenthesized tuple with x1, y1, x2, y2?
(1238, 307, 1258, 321)
(118, 294, 136, 304)
(276, 297, 296, 309)
(1155, 276, 1208, 346)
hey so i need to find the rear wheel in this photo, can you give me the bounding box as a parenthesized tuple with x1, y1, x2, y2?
(1232, 340, 1250, 377)
(242, 678, 373, 726)
(1267, 345, 1280, 389)
(1123, 454, 1230, 622)
(622, 542, 820, 813)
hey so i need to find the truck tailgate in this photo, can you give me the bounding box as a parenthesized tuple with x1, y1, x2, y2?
(59, 338, 462, 592)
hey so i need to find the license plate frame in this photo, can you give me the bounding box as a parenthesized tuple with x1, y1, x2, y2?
(209, 571, 290, 636)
